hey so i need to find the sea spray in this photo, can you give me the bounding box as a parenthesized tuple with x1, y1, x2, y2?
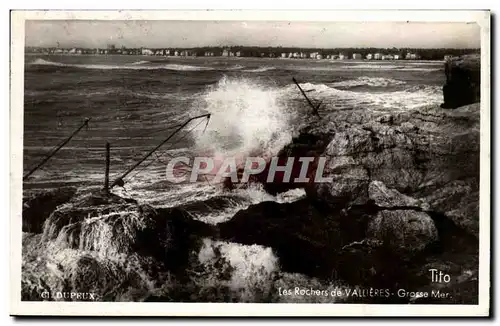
(196, 238, 279, 302)
(192, 76, 294, 160)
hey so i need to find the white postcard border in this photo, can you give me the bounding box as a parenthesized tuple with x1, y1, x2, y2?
(10, 9, 491, 317)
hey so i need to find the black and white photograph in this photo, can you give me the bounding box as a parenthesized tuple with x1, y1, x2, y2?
(10, 10, 490, 317)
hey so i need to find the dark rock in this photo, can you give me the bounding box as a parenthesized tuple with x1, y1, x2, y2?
(442, 54, 480, 109)
(241, 132, 332, 195)
(218, 199, 345, 279)
(366, 209, 438, 258)
(315, 164, 370, 207)
(422, 178, 479, 238)
(22, 187, 77, 233)
(335, 239, 400, 291)
(41, 192, 216, 273)
(368, 180, 429, 210)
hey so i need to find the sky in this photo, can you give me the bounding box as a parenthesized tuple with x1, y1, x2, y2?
(25, 20, 481, 49)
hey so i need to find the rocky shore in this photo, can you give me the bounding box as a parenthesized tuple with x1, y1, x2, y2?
(21, 54, 481, 303)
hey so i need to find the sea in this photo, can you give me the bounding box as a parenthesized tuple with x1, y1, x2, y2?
(22, 55, 445, 301)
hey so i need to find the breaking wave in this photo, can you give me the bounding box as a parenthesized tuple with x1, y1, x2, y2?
(291, 82, 442, 110)
(242, 67, 276, 73)
(130, 60, 151, 65)
(288, 64, 441, 72)
(330, 76, 406, 88)
(191, 76, 294, 159)
(29, 58, 214, 71)
(224, 64, 245, 71)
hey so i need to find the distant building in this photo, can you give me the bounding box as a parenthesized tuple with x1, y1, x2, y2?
(338, 53, 348, 60)
(309, 52, 318, 59)
(394, 54, 400, 60)
(142, 48, 154, 55)
(222, 49, 230, 57)
(281, 52, 287, 58)
(174, 51, 179, 56)
(352, 53, 363, 60)
(316, 54, 323, 60)
(374, 53, 382, 60)
(406, 52, 420, 60)
(444, 54, 454, 61)
(366, 53, 373, 60)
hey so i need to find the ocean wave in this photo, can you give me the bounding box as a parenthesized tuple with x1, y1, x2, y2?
(287, 64, 441, 72)
(130, 60, 151, 65)
(28, 58, 214, 71)
(224, 64, 245, 71)
(290, 82, 442, 110)
(198, 238, 279, 302)
(345, 64, 441, 72)
(191, 76, 295, 158)
(242, 67, 276, 73)
(330, 77, 406, 88)
(24, 87, 186, 100)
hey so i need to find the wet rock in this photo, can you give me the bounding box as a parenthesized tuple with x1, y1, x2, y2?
(253, 132, 332, 195)
(308, 104, 478, 213)
(366, 210, 438, 258)
(368, 180, 428, 210)
(41, 192, 216, 272)
(67, 255, 153, 301)
(21, 240, 161, 302)
(315, 165, 370, 207)
(22, 187, 77, 233)
(442, 54, 480, 109)
(422, 178, 479, 238)
(218, 199, 344, 279)
(335, 238, 386, 286)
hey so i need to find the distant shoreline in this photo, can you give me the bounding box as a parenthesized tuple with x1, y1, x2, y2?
(24, 53, 446, 63)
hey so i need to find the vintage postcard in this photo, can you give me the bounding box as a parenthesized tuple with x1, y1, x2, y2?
(10, 10, 490, 317)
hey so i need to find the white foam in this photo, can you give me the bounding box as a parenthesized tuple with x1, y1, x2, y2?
(198, 238, 279, 302)
(330, 76, 406, 88)
(290, 82, 442, 110)
(287, 64, 441, 72)
(192, 76, 295, 158)
(29, 58, 214, 71)
(225, 64, 245, 71)
(242, 67, 276, 73)
(130, 60, 151, 65)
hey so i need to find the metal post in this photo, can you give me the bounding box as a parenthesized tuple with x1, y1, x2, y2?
(110, 113, 211, 189)
(293, 77, 321, 117)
